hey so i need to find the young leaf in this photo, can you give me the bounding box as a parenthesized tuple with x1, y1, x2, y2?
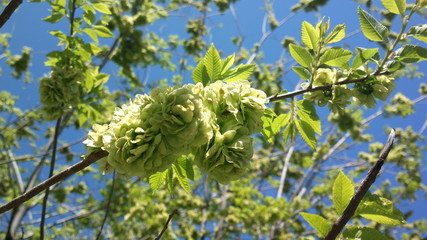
(333, 171, 355, 214)
(292, 66, 311, 80)
(289, 44, 313, 68)
(93, 25, 114, 38)
(325, 24, 346, 44)
(83, 28, 99, 43)
(356, 194, 406, 225)
(172, 163, 191, 193)
(295, 119, 316, 149)
(43, 13, 64, 23)
(343, 226, 390, 240)
(92, 2, 112, 14)
(261, 108, 276, 143)
(177, 156, 194, 181)
(221, 53, 235, 75)
(300, 212, 332, 237)
(166, 168, 174, 192)
(223, 64, 255, 82)
(301, 21, 319, 50)
(407, 24, 427, 43)
(272, 113, 291, 135)
(358, 7, 389, 42)
(149, 170, 167, 193)
(320, 47, 353, 68)
(204, 44, 222, 82)
(380, 0, 406, 15)
(296, 100, 321, 134)
(282, 120, 297, 146)
(352, 48, 379, 69)
(192, 61, 206, 84)
(395, 45, 427, 63)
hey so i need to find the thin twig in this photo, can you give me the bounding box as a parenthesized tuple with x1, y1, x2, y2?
(96, 170, 116, 240)
(324, 129, 396, 240)
(99, 37, 121, 71)
(40, 117, 62, 239)
(155, 209, 178, 240)
(267, 71, 390, 102)
(0, 150, 109, 215)
(0, 0, 22, 28)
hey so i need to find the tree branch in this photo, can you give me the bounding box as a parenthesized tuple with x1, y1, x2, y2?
(0, 150, 109, 215)
(267, 71, 390, 102)
(0, 0, 22, 28)
(324, 128, 396, 240)
(156, 209, 178, 240)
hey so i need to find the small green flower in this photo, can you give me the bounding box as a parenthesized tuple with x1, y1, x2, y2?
(352, 75, 395, 108)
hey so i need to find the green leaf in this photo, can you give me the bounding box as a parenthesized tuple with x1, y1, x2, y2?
(352, 48, 379, 69)
(407, 24, 427, 43)
(296, 100, 321, 134)
(320, 47, 353, 68)
(301, 21, 319, 50)
(300, 212, 331, 237)
(223, 64, 255, 82)
(343, 226, 390, 240)
(92, 2, 112, 14)
(83, 8, 96, 25)
(272, 113, 291, 135)
(261, 108, 276, 143)
(172, 162, 191, 193)
(166, 168, 174, 192)
(333, 171, 354, 214)
(380, 0, 406, 15)
(177, 156, 194, 181)
(192, 61, 206, 84)
(295, 119, 316, 149)
(43, 13, 64, 23)
(292, 66, 311, 80)
(221, 53, 235, 75)
(289, 44, 313, 68)
(204, 44, 222, 82)
(282, 120, 297, 145)
(149, 170, 167, 193)
(356, 194, 406, 225)
(395, 45, 427, 63)
(83, 28, 99, 43)
(93, 25, 114, 38)
(325, 24, 346, 44)
(358, 7, 389, 42)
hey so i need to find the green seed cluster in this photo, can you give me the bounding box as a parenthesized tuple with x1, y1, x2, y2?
(39, 67, 85, 121)
(84, 80, 267, 183)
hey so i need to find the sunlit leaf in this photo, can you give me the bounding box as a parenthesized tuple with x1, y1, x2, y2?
(204, 44, 222, 82)
(43, 13, 64, 23)
(300, 212, 331, 237)
(92, 2, 112, 14)
(221, 53, 235, 75)
(292, 66, 311, 80)
(333, 171, 354, 214)
(296, 100, 321, 134)
(272, 113, 291, 135)
(395, 45, 427, 63)
(325, 24, 346, 44)
(320, 47, 353, 68)
(380, 0, 406, 15)
(358, 7, 389, 42)
(295, 119, 316, 149)
(356, 194, 406, 225)
(93, 25, 114, 38)
(301, 21, 319, 50)
(407, 24, 427, 43)
(149, 170, 167, 193)
(352, 48, 379, 69)
(289, 44, 313, 68)
(223, 64, 255, 82)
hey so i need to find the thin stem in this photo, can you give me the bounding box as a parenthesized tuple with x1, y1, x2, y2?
(40, 117, 62, 240)
(156, 209, 178, 240)
(0, 150, 109, 215)
(324, 129, 396, 240)
(96, 170, 116, 240)
(69, 0, 77, 37)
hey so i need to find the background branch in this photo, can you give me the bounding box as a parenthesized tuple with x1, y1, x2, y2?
(0, 0, 22, 28)
(0, 150, 109, 215)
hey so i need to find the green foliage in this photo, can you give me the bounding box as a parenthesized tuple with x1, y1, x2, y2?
(358, 6, 389, 42)
(333, 170, 354, 214)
